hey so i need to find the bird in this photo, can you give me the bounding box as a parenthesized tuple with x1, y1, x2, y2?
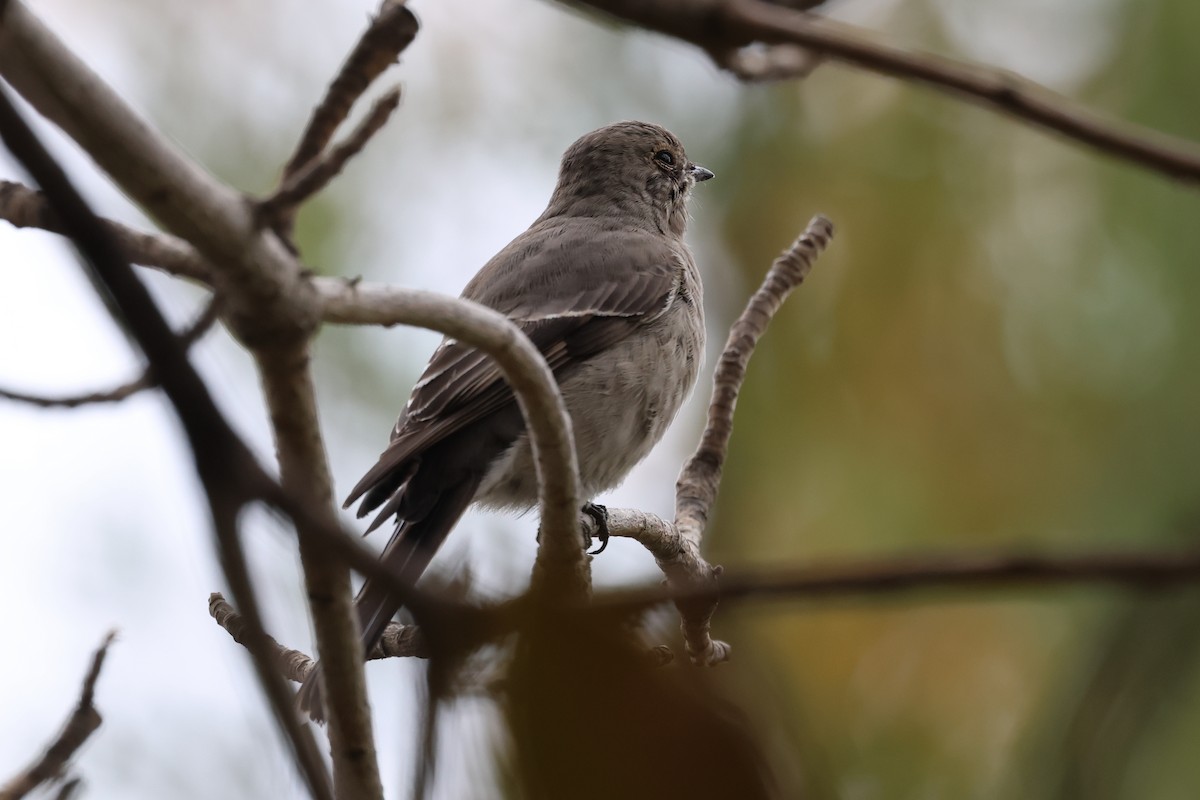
(297, 120, 712, 720)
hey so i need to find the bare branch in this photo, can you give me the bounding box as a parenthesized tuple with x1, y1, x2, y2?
(0, 299, 218, 409)
(658, 215, 834, 663)
(0, 180, 212, 283)
(280, 0, 418, 181)
(0, 631, 114, 800)
(566, 0, 1200, 184)
(0, 5, 388, 785)
(259, 89, 402, 225)
(210, 593, 429, 683)
(0, 86, 336, 800)
(316, 277, 588, 593)
(595, 545, 1200, 612)
(677, 214, 833, 544)
(0, 1, 320, 344)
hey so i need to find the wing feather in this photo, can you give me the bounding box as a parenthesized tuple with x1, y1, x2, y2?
(343, 221, 685, 512)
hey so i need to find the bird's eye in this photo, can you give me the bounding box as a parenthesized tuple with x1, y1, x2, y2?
(654, 150, 674, 166)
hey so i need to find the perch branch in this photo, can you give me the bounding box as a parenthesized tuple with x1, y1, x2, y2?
(579, 216, 833, 664)
(0, 632, 115, 800)
(567, 0, 1200, 183)
(673, 214, 833, 663)
(0, 299, 218, 409)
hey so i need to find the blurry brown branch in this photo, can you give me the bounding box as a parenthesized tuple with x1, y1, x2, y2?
(0, 631, 114, 800)
(566, 0, 1200, 184)
(258, 88, 402, 227)
(0, 180, 213, 283)
(0, 299, 218, 408)
(595, 545, 1200, 612)
(280, 0, 418, 181)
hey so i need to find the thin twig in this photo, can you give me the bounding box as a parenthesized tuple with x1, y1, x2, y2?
(0, 85, 337, 800)
(259, 88, 401, 225)
(667, 215, 834, 664)
(0, 299, 219, 409)
(280, 0, 418, 181)
(0, 180, 213, 283)
(676, 214, 834, 544)
(0, 632, 115, 800)
(210, 593, 429, 683)
(567, 0, 1200, 184)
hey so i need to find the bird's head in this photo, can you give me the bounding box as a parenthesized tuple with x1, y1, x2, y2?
(546, 121, 713, 236)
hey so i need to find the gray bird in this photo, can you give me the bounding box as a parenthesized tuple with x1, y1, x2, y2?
(298, 121, 711, 719)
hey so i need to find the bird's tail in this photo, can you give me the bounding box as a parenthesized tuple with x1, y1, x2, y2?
(295, 478, 479, 723)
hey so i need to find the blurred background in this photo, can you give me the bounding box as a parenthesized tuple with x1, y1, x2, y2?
(3, 0, 1200, 797)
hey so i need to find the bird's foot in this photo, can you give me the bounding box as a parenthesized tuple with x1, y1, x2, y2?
(582, 502, 610, 555)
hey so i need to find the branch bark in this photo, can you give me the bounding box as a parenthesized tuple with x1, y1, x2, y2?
(0, 180, 212, 283)
(0, 83, 338, 800)
(316, 277, 588, 593)
(566, 0, 1200, 184)
(584, 216, 834, 665)
(594, 545, 1200, 611)
(0, 632, 115, 800)
(210, 593, 429, 684)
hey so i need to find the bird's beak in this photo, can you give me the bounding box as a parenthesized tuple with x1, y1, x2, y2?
(689, 164, 715, 182)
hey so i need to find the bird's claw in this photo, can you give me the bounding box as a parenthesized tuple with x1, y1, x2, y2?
(582, 502, 610, 554)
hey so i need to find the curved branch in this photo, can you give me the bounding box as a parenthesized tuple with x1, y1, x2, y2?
(567, 0, 1200, 184)
(0, 299, 218, 409)
(316, 277, 588, 592)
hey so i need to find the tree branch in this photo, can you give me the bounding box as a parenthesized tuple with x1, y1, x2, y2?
(0, 84, 336, 800)
(0, 0, 320, 347)
(566, 0, 1200, 184)
(0, 299, 218, 409)
(579, 216, 833, 665)
(258, 88, 402, 227)
(0, 632, 115, 800)
(0, 180, 213, 283)
(594, 545, 1200, 612)
(280, 0, 418, 182)
(210, 593, 429, 684)
(316, 277, 588, 594)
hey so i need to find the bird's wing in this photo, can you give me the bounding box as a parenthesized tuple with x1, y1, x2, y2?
(343, 223, 685, 513)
